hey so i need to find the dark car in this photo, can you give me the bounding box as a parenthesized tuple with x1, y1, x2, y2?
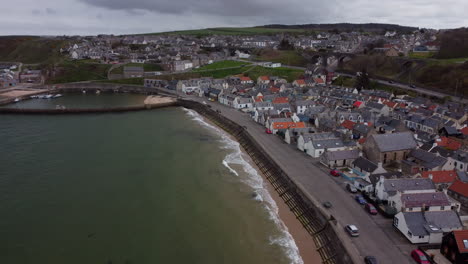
(410, 84, 416, 88)
(364, 256, 378, 264)
(323, 201, 332, 208)
(365, 203, 378, 215)
(389, 80, 394, 84)
(355, 195, 366, 205)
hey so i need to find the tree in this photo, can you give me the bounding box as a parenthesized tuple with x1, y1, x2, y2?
(354, 70, 370, 92)
(278, 39, 294, 50)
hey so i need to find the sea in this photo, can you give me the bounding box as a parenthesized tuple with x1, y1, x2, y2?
(0, 93, 303, 264)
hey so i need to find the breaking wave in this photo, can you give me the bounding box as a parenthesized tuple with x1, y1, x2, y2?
(183, 108, 304, 264)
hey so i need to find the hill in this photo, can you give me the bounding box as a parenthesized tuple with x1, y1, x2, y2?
(141, 27, 309, 36)
(261, 23, 418, 34)
(0, 36, 67, 64)
(436, 28, 468, 59)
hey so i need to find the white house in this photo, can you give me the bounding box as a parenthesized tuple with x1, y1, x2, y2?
(233, 97, 253, 110)
(387, 191, 459, 214)
(375, 178, 436, 202)
(393, 211, 463, 244)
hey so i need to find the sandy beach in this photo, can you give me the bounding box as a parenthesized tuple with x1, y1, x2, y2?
(241, 151, 322, 264)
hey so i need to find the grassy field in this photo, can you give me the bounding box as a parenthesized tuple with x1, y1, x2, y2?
(193, 60, 249, 71)
(245, 66, 304, 82)
(408, 52, 435, 59)
(46, 60, 112, 84)
(145, 27, 310, 36)
(111, 63, 164, 74)
(257, 50, 307, 67)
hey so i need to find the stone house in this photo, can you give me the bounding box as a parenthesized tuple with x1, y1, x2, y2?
(363, 132, 417, 164)
(320, 149, 361, 168)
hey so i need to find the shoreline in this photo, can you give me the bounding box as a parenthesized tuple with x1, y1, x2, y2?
(184, 108, 321, 264)
(240, 150, 322, 264)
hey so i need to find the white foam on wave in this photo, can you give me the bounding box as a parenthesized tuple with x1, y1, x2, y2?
(183, 108, 304, 264)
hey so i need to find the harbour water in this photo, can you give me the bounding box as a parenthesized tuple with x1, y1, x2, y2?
(0, 95, 302, 264)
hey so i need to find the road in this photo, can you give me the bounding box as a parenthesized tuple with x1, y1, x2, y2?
(187, 96, 414, 264)
(336, 72, 468, 104)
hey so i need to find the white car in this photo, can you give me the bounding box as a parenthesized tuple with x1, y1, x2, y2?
(345, 224, 360, 237)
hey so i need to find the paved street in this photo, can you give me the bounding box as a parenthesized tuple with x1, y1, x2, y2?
(187, 96, 415, 264)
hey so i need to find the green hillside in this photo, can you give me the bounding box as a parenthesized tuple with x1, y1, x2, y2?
(0, 36, 67, 64)
(144, 27, 310, 36)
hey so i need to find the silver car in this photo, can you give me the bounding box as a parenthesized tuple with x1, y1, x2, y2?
(345, 224, 360, 237)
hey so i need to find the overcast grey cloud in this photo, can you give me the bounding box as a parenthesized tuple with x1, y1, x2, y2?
(0, 0, 467, 35)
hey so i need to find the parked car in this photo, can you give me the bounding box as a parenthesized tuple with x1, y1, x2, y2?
(355, 195, 366, 205)
(365, 203, 378, 215)
(346, 183, 358, 193)
(411, 249, 430, 264)
(323, 201, 332, 208)
(345, 224, 359, 237)
(410, 84, 416, 88)
(265, 128, 272, 134)
(330, 169, 341, 177)
(364, 256, 378, 264)
(389, 80, 394, 84)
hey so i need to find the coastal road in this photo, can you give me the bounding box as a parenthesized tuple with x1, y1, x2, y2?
(188, 96, 414, 264)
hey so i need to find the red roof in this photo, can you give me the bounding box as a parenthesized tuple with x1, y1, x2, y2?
(449, 180, 468, 197)
(454, 230, 468, 253)
(314, 78, 324, 84)
(254, 96, 263, 102)
(421, 170, 457, 183)
(269, 87, 280, 93)
(358, 137, 367, 144)
(259, 76, 269, 81)
(272, 122, 306, 130)
(240, 76, 252, 81)
(353, 101, 363, 107)
(294, 79, 305, 85)
(384, 101, 398, 108)
(273, 97, 289, 104)
(461, 127, 468, 136)
(435, 137, 462, 150)
(341, 120, 356, 130)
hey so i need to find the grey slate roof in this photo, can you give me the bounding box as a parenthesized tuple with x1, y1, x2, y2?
(408, 149, 447, 169)
(403, 212, 429, 236)
(313, 138, 345, 149)
(383, 178, 435, 193)
(371, 132, 417, 152)
(424, 211, 463, 230)
(353, 157, 377, 173)
(323, 149, 360, 161)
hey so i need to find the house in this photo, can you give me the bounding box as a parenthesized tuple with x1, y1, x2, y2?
(219, 94, 237, 107)
(363, 132, 417, 164)
(375, 178, 436, 202)
(420, 170, 458, 190)
(351, 157, 387, 179)
(123, 66, 144, 78)
(320, 149, 361, 168)
(257, 76, 270, 84)
(298, 132, 353, 158)
(387, 191, 457, 213)
(440, 230, 468, 264)
(233, 97, 253, 110)
(393, 210, 462, 244)
(267, 118, 305, 134)
(448, 180, 468, 211)
(284, 127, 315, 144)
(402, 149, 452, 175)
(292, 79, 306, 87)
(435, 137, 463, 151)
(240, 76, 253, 85)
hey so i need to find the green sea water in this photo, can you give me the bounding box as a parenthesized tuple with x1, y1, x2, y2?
(0, 95, 302, 264)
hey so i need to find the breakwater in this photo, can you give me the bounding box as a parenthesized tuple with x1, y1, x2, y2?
(178, 99, 353, 264)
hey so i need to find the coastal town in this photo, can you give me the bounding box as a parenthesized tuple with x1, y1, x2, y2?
(1, 24, 468, 264)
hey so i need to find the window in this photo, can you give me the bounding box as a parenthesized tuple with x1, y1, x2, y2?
(407, 231, 412, 237)
(419, 236, 425, 239)
(409, 208, 413, 211)
(441, 206, 445, 210)
(393, 217, 399, 227)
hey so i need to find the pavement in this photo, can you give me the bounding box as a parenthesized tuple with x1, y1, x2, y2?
(186, 95, 415, 264)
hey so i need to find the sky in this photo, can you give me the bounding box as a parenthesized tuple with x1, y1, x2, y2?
(0, 0, 467, 35)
